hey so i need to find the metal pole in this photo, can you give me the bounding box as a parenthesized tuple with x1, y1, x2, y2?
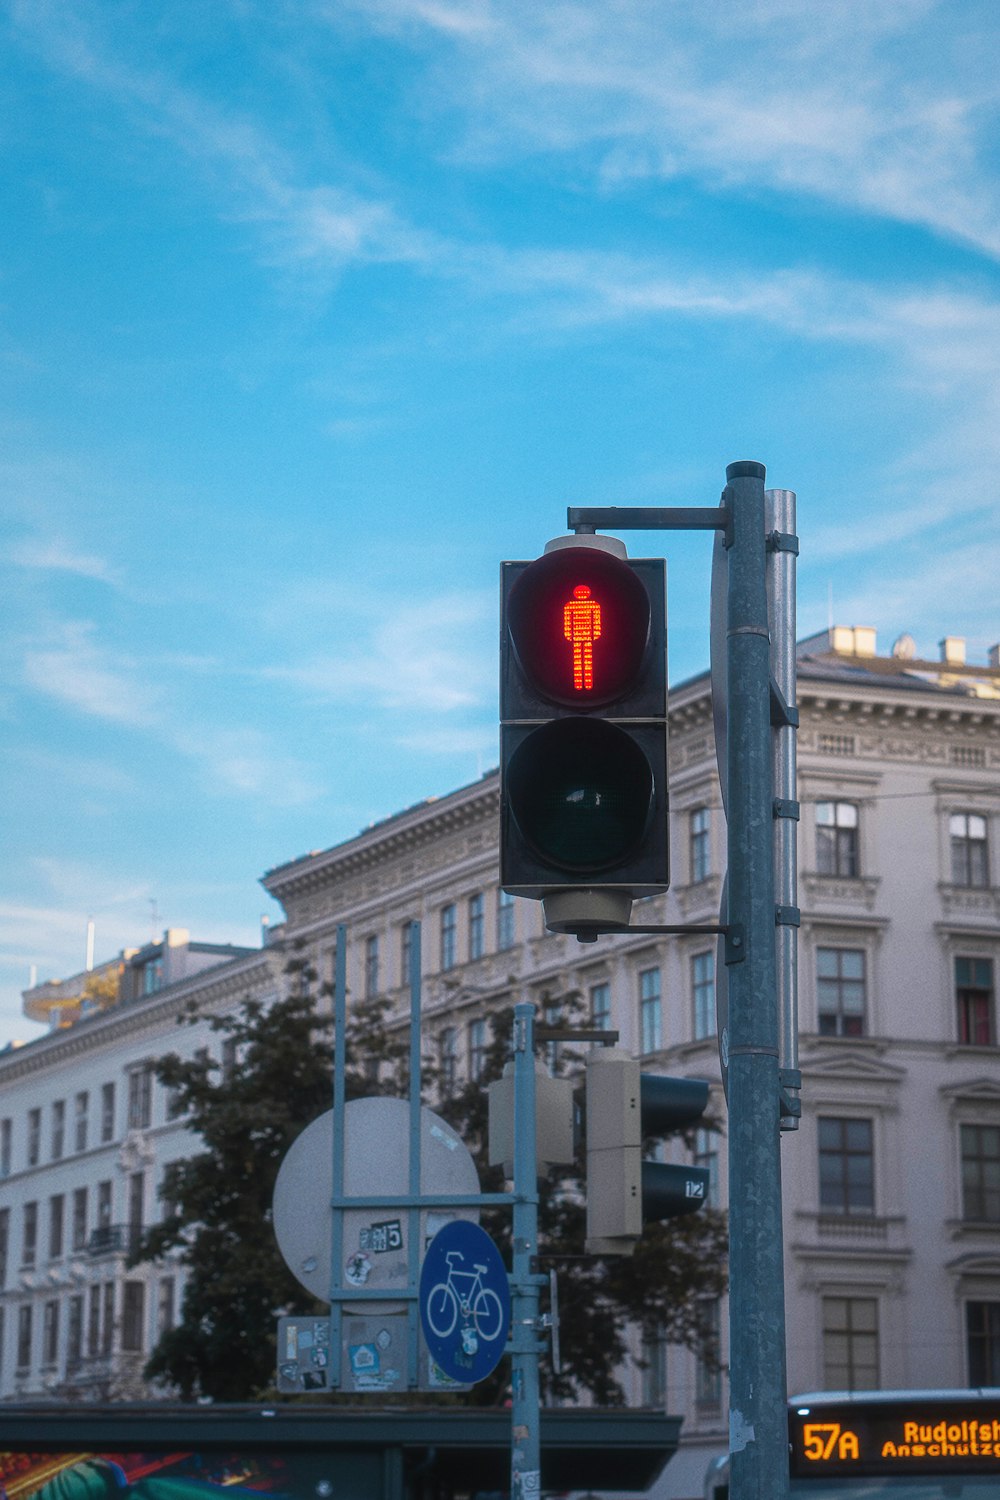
(407, 920, 422, 1389)
(510, 1002, 541, 1500)
(766, 489, 800, 1131)
(329, 923, 348, 1388)
(724, 462, 789, 1500)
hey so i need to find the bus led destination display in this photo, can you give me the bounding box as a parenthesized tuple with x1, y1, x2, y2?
(790, 1398, 1000, 1478)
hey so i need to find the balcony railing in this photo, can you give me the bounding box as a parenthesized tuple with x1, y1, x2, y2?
(87, 1223, 144, 1258)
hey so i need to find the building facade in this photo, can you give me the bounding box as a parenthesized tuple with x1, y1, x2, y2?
(0, 934, 272, 1400)
(2, 627, 999, 1500)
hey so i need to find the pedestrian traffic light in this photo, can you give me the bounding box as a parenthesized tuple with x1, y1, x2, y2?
(584, 1048, 711, 1255)
(500, 536, 668, 940)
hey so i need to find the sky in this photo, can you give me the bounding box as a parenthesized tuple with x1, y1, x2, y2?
(2, 0, 999, 1044)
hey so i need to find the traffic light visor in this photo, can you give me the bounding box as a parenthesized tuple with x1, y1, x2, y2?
(506, 717, 654, 873)
(507, 547, 650, 708)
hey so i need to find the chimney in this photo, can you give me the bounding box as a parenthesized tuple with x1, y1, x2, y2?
(939, 636, 966, 666)
(853, 626, 877, 658)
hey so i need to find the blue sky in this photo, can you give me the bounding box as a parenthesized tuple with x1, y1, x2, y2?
(2, 0, 999, 1043)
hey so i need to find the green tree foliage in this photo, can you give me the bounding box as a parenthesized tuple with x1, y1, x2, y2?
(134, 958, 727, 1405)
(133, 952, 409, 1399)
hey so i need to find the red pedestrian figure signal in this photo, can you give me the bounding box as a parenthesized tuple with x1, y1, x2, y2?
(563, 584, 601, 691)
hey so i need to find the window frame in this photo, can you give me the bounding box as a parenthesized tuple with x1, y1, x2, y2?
(639, 967, 662, 1054)
(692, 950, 715, 1041)
(816, 945, 867, 1037)
(960, 1122, 1000, 1223)
(815, 799, 860, 878)
(689, 806, 711, 885)
(955, 955, 996, 1046)
(468, 892, 485, 962)
(950, 811, 990, 889)
(818, 1115, 875, 1217)
(822, 1294, 879, 1391)
(440, 903, 457, 973)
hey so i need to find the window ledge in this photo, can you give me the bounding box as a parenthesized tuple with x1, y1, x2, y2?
(947, 1217, 1000, 1240)
(802, 873, 881, 910)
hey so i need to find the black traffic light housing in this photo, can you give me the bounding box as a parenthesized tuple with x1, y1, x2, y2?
(585, 1048, 711, 1255)
(500, 536, 668, 939)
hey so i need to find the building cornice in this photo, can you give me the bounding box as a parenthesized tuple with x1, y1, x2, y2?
(262, 777, 500, 906)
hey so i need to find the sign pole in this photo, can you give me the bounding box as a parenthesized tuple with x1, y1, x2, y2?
(510, 1002, 542, 1499)
(724, 462, 789, 1500)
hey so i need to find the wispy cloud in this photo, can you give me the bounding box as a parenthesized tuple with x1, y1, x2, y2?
(19, 619, 320, 801)
(267, 592, 493, 715)
(338, 0, 1000, 259)
(8, 536, 119, 583)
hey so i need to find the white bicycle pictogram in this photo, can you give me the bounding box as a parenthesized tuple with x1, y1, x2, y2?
(425, 1249, 505, 1348)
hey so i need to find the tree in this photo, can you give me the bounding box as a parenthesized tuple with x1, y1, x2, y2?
(134, 958, 727, 1405)
(133, 951, 410, 1399)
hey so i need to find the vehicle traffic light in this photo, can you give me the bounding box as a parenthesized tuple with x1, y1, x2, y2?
(500, 536, 668, 940)
(584, 1048, 711, 1255)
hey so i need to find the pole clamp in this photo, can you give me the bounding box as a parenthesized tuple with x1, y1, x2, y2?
(766, 530, 800, 556)
(775, 905, 801, 927)
(769, 676, 799, 728)
(773, 797, 800, 821)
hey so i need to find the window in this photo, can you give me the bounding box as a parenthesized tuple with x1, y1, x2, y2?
(439, 1028, 458, 1094)
(468, 893, 485, 961)
(97, 1180, 113, 1231)
(27, 1107, 41, 1166)
(22, 1202, 38, 1267)
(497, 890, 515, 951)
(0, 1207, 9, 1290)
(817, 947, 866, 1037)
(364, 935, 380, 999)
(100, 1082, 116, 1143)
(17, 1304, 32, 1370)
(967, 1301, 1000, 1385)
(122, 1281, 145, 1352)
(640, 1326, 667, 1407)
(102, 1282, 114, 1355)
(956, 957, 995, 1046)
(542, 1000, 562, 1071)
(440, 904, 457, 972)
(816, 800, 859, 877)
(951, 813, 989, 888)
(74, 1091, 89, 1153)
(72, 1188, 88, 1252)
(695, 1127, 720, 1209)
(48, 1194, 64, 1260)
(590, 982, 611, 1032)
(400, 921, 413, 987)
(690, 807, 711, 884)
(87, 1286, 101, 1358)
(1, 1117, 11, 1177)
(51, 1099, 65, 1160)
(695, 1299, 722, 1407)
(67, 1294, 84, 1366)
(128, 1171, 145, 1259)
(639, 968, 662, 1054)
(961, 1124, 1000, 1222)
(158, 1276, 176, 1335)
(142, 956, 163, 994)
(127, 1065, 153, 1130)
(819, 1117, 874, 1215)
(692, 952, 715, 1041)
(823, 1296, 878, 1390)
(468, 1019, 489, 1082)
(42, 1299, 59, 1366)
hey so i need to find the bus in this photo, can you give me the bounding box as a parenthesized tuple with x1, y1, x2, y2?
(705, 1389, 1000, 1497)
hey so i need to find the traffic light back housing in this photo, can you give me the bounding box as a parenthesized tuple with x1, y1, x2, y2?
(585, 1049, 711, 1255)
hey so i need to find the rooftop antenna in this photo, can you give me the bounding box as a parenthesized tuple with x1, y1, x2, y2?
(827, 580, 834, 632)
(85, 918, 95, 972)
(149, 898, 159, 942)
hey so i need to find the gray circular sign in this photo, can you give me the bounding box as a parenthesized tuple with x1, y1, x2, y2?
(272, 1097, 480, 1307)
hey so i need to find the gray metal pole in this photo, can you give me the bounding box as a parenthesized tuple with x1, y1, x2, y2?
(724, 462, 789, 1500)
(510, 1002, 541, 1500)
(407, 920, 422, 1389)
(330, 923, 348, 1389)
(766, 489, 800, 1131)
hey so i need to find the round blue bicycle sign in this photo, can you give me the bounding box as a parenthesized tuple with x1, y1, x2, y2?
(419, 1219, 511, 1384)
